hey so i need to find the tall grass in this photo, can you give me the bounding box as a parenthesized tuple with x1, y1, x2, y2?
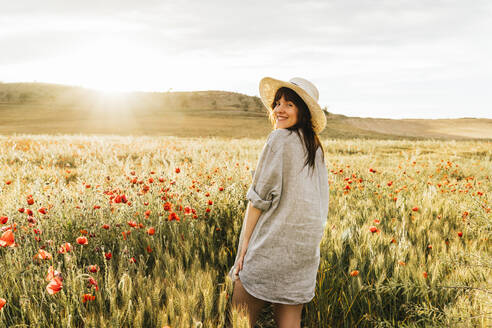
(0, 135, 490, 327)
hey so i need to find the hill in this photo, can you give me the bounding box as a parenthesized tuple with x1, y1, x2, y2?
(0, 82, 490, 140)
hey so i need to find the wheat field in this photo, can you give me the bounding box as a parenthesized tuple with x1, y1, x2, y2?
(0, 134, 490, 327)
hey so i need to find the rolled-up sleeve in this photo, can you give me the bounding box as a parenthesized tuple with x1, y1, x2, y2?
(246, 138, 284, 212)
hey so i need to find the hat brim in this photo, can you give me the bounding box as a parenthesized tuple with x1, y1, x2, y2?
(259, 77, 326, 134)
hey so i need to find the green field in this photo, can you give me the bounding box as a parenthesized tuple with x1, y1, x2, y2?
(0, 134, 490, 327)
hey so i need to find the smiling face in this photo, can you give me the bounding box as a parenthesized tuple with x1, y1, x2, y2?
(272, 95, 299, 129)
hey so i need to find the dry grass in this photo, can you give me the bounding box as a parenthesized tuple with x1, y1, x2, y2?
(1, 82, 491, 140)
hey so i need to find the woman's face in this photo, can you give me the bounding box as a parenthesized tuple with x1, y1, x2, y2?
(273, 95, 298, 129)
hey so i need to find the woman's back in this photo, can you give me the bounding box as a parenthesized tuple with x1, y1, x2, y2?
(228, 128, 329, 304)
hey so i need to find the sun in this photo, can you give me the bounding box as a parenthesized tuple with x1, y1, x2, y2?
(56, 37, 169, 93)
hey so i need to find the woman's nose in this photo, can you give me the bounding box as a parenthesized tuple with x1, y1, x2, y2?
(274, 105, 284, 114)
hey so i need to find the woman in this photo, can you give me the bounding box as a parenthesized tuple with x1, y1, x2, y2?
(228, 77, 329, 327)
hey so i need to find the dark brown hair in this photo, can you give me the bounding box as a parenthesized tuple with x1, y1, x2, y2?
(267, 87, 325, 175)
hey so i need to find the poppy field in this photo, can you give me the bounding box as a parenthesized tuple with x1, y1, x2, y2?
(0, 134, 490, 327)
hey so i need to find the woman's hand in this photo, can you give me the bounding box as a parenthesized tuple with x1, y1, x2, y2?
(234, 242, 248, 275)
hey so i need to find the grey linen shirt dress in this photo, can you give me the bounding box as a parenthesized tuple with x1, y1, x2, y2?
(228, 128, 329, 305)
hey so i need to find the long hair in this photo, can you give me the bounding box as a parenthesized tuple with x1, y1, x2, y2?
(267, 87, 325, 175)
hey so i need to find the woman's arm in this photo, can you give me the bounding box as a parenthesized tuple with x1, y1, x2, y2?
(241, 201, 262, 249)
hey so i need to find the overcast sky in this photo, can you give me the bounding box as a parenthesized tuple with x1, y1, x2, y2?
(1, 0, 491, 118)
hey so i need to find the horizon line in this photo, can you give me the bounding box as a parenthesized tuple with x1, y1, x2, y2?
(1, 80, 491, 121)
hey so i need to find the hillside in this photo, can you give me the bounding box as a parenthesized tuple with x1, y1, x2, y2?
(0, 82, 491, 140)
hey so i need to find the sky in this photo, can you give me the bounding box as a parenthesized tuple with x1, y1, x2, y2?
(1, 0, 491, 119)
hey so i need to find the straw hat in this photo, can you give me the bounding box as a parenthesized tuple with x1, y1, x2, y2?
(259, 77, 326, 134)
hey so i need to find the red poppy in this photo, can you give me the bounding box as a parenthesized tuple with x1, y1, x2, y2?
(27, 196, 34, 205)
(82, 294, 95, 303)
(457, 231, 463, 237)
(38, 207, 47, 215)
(76, 236, 88, 245)
(144, 210, 151, 217)
(129, 257, 136, 264)
(147, 245, 152, 253)
(163, 202, 172, 211)
(412, 207, 419, 212)
(26, 209, 33, 216)
(34, 249, 52, 260)
(422, 272, 428, 278)
(168, 212, 180, 221)
(102, 224, 110, 230)
(1, 223, 17, 232)
(0, 230, 15, 247)
(0, 297, 5, 310)
(219, 187, 224, 191)
(18, 208, 25, 213)
(208, 200, 213, 206)
(0, 216, 7, 224)
(350, 270, 359, 277)
(147, 227, 155, 235)
(88, 265, 99, 273)
(369, 168, 376, 173)
(105, 252, 112, 260)
(127, 221, 137, 228)
(58, 242, 72, 254)
(369, 226, 379, 233)
(88, 276, 99, 291)
(175, 168, 180, 173)
(46, 266, 61, 281)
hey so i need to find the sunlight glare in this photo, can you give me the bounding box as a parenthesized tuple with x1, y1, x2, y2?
(65, 38, 167, 93)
